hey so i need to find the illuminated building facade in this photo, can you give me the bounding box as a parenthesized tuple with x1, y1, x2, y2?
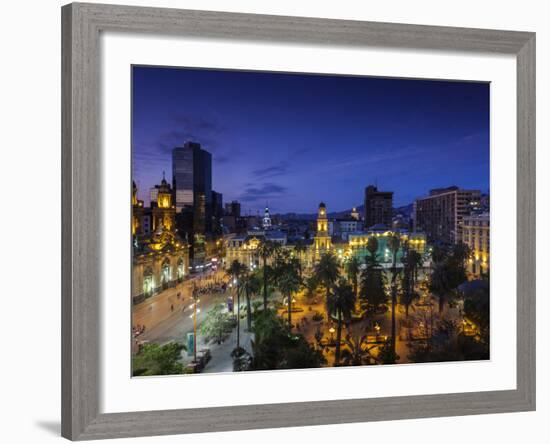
(223, 201, 429, 271)
(150, 173, 176, 231)
(348, 229, 427, 264)
(225, 229, 288, 269)
(132, 181, 190, 305)
(462, 212, 490, 276)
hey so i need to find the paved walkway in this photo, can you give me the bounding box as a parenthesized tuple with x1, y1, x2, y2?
(181, 321, 254, 374)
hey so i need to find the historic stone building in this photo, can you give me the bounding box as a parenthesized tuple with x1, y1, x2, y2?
(132, 181, 190, 305)
(462, 212, 490, 276)
(223, 201, 429, 271)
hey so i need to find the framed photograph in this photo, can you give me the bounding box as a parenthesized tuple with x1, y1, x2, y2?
(62, 2, 535, 440)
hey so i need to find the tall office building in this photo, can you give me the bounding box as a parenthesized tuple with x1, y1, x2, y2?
(224, 200, 241, 218)
(172, 142, 212, 234)
(364, 185, 393, 229)
(413, 186, 481, 245)
(211, 190, 223, 234)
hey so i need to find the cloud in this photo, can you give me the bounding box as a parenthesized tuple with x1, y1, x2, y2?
(238, 182, 288, 202)
(252, 161, 290, 179)
(152, 114, 227, 155)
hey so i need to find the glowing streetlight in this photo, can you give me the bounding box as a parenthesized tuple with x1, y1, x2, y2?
(329, 326, 335, 342)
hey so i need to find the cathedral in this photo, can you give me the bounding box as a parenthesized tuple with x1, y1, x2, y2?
(132, 178, 190, 305)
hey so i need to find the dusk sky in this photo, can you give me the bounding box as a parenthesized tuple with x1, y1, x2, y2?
(132, 66, 489, 215)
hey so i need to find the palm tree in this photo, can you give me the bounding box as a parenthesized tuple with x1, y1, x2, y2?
(429, 261, 452, 314)
(366, 235, 379, 264)
(293, 240, 307, 279)
(400, 244, 421, 317)
(314, 252, 340, 303)
(341, 332, 378, 366)
(241, 271, 261, 331)
(327, 278, 356, 366)
(387, 233, 401, 360)
(359, 238, 387, 312)
(227, 260, 247, 348)
(257, 240, 277, 310)
(274, 256, 302, 329)
(345, 255, 361, 299)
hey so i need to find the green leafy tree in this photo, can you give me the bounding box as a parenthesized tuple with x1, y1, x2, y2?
(462, 278, 490, 349)
(251, 310, 326, 370)
(327, 278, 356, 366)
(132, 342, 185, 376)
(378, 337, 400, 364)
(304, 274, 320, 302)
(200, 305, 235, 344)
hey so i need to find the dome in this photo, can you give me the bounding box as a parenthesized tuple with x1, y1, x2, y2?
(319, 202, 326, 208)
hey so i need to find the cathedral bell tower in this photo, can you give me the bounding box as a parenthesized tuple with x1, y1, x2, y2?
(314, 202, 332, 257)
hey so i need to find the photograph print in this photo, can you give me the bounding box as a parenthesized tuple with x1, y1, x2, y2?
(131, 66, 490, 376)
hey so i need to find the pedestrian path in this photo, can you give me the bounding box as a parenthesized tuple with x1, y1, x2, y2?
(181, 323, 254, 374)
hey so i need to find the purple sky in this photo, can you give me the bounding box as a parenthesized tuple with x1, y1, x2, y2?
(132, 66, 489, 215)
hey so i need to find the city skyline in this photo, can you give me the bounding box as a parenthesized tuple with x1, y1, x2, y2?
(132, 66, 490, 214)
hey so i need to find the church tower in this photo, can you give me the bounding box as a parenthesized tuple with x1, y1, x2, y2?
(314, 202, 332, 257)
(262, 206, 272, 230)
(152, 172, 176, 231)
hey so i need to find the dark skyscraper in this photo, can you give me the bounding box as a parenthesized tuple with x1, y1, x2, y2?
(364, 185, 393, 229)
(172, 142, 213, 235)
(211, 190, 223, 234)
(225, 201, 241, 218)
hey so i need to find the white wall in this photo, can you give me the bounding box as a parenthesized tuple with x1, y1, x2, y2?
(0, 1, 546, 443)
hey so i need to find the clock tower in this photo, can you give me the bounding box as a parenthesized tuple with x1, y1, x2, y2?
(314, 202, 332, 258)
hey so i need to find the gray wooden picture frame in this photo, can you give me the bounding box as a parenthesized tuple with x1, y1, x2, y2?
(61, 2, 536, 440)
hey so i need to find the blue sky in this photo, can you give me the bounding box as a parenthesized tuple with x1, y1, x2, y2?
(132, 66, 489, 214)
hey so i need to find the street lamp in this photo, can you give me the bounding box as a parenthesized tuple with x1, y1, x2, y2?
(329, 326, 335, 343)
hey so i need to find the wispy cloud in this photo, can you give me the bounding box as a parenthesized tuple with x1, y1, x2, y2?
(252, 161, 290, 179)
(238, 182, 288, 202)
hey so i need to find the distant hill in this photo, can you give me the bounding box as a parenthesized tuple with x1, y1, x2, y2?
(279, 202, 414, 220)
(394, 203, 414, 217)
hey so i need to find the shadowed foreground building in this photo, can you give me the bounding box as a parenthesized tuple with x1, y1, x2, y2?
(364, 185, 393, 229)
(413, 186, 481, 245)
